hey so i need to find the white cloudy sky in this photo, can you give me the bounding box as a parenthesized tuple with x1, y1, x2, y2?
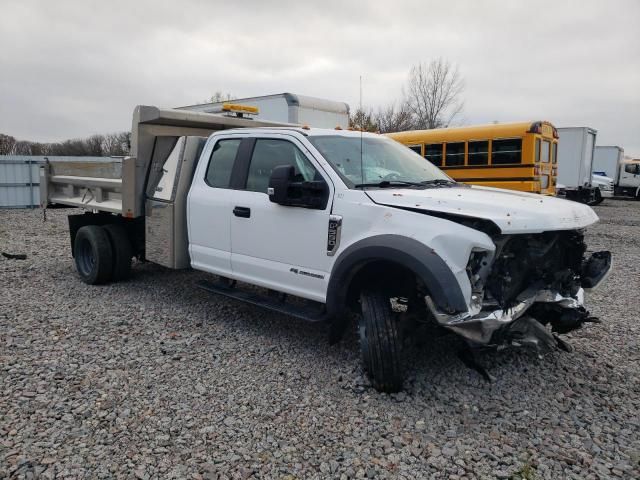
(1, 0, 639, 155)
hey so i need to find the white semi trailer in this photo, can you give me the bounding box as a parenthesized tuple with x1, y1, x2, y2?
(593, 146, 640, 199)
(556, 127, 599, 204)
(179, 93, 350, 129)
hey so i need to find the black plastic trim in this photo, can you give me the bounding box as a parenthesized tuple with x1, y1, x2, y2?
(229, 137, 256, 189)
(326, 234, 468, 316)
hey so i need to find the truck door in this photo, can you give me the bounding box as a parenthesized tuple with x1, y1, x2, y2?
(229, 134, 334, 303)
(187, 136, 243, 276)
(620, 163, 640, 191)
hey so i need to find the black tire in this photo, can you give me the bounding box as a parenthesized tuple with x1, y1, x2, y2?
(359, 288, 404, 392)
(74, 225, 113, 285)
(103, 224, 133, 281)
(589, 189, 603, 206)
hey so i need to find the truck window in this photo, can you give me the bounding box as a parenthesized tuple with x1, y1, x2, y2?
(424, 143, 443, 166)
(407, 145, 422, 155)
(540, 140, 550, 163)
(205, 139, 242, 188)
(492, 139, 522, 165)
(246, 139, 318, 194)
(624, 164, 639, 174)
(445, 142, 465, 166)
(151, 137, 185, 201)
(468, 140, 488, 166)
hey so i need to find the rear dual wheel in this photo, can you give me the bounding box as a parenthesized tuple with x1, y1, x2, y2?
(74, 224, 132, 285)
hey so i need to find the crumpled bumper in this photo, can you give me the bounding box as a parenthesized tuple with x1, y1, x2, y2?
(426, 251, 612, 347)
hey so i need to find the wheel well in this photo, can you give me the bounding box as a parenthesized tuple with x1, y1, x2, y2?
(344, 260, 419, 311)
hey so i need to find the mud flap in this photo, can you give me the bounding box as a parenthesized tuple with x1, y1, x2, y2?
(581, 251, 612, 289)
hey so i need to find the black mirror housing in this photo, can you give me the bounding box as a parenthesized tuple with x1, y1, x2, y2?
(268, 165, 328, 209)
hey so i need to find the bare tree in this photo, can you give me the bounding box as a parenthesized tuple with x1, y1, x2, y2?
(84, 135, 104, 156)
(405, 58, 464, 129)
(11, 141, 33, 155)
(0, 131, 131, 157)
(102, 132, 130, 155)
(349, 107, 378, 132)
(375, 102, 414, 133)
(0, 134, 16, 155)
(205, 91, 236, 104)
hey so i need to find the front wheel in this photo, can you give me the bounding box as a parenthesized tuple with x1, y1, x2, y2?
(359, 288, 404, 392)
(588, 189, 603, 206)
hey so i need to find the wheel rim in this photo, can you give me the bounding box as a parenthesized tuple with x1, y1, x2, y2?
(76, 237, 95, 277)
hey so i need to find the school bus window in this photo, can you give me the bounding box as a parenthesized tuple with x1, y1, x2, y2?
(491, 138, 522, 165)
(535, 138, 541, 162)
(552, 143, 557, 164)
(540, 140, 550, 163)
(445, 142, 465, 166)
(424, 143, 443, 166)
(468, 140, 488, 166)
(407, 145, 422, 155)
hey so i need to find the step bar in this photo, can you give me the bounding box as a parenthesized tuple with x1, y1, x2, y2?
(196, 279, 328, 323)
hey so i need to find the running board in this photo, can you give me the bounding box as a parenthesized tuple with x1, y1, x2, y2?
(196, 280, 328, 323)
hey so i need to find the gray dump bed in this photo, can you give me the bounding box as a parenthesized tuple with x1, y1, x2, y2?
(40, 105, 290, 217)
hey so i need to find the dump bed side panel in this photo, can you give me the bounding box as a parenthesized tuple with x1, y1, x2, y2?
(40, 157, 126, 213)
(40, 105, 292, 217)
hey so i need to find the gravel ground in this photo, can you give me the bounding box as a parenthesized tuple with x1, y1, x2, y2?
(1, 200, 639, 480)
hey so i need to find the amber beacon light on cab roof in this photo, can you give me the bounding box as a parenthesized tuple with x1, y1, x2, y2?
(387, 121, 559, 195)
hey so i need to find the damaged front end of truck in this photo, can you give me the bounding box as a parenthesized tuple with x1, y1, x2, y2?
(426, 229, 611, 352)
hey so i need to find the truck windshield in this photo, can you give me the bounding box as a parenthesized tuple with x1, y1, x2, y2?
(308, 135, 452, 188)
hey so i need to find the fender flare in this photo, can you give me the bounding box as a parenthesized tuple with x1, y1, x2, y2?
(326, 234, 468, 316)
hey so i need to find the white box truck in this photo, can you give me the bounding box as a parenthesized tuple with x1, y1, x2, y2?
(593, 146, 640, 199)
(39, 105, 611, 392)
(179, 93, 350, 129)
(556, 127, 599, 204)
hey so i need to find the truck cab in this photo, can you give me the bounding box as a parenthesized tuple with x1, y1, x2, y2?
(593, 146, 640, 199)
(41, 106, 612, 392)
(617, 160, 640, 198)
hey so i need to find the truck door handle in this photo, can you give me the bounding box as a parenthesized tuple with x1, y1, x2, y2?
(233, 206, 251, 218)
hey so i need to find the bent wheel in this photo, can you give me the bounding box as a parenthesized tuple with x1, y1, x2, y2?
(359, 288, 404, 392)
(74, 225, 113, 285)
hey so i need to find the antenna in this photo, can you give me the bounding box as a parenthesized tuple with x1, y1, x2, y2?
(360, 75, 364, 185)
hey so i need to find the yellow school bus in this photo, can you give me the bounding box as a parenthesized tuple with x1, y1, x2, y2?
(387, 121, 558, 195)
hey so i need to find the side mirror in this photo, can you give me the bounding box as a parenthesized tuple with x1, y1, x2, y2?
(268, 165, 295, 205)
(268, 165, 328, 209)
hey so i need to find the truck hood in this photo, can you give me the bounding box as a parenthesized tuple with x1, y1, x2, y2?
(366, 185, 599, 234)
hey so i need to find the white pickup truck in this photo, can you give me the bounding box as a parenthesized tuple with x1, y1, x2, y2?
(41, 106, 612, 392)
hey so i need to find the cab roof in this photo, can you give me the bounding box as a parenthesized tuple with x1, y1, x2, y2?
(213, 126, 382, 138)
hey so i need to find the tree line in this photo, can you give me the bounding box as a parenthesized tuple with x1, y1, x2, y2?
(0, 131, 131, 157)
(349, 58, 464, 133)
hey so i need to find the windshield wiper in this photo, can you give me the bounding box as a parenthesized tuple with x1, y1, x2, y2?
(354, 180, 426, 189)
(420, 179, 458, 187)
